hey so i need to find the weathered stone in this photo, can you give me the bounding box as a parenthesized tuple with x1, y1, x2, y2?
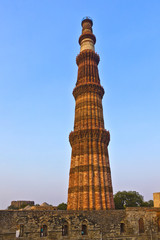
(10, 201, 34, 209)
(154, 193, 160, 207)
(67, 17, 114, 211)
(0, 208, 160, 239)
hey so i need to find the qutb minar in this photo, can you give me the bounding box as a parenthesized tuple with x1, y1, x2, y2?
(67, 17, 115, 210)
(0, 17, 160, 240)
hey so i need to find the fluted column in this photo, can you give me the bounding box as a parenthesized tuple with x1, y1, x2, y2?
(67, 18, 115, 210)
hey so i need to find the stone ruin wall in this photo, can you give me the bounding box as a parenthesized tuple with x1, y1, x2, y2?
(154, 193, 160, 208)
(11, 201, 34, 209)
(0, 208, 160, 240)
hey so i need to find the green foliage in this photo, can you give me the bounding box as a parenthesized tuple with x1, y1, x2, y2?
(141, 200, 154, 207)
(57, 202, 67, 210)
(114, 191, 153, 209)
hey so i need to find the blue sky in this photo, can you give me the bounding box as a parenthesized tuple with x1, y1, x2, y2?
(0, 0, 160, 209)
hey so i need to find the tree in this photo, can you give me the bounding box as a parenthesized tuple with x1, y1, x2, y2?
(57, 203, 67, 210)
(141, 200, 154, 207)
(114, 191, 153, 209)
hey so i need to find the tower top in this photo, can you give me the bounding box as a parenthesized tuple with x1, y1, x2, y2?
(81, 17, 93, 27)
(79, 17, 96, 52)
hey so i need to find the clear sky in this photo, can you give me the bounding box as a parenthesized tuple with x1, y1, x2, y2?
(0, 0, 160, 209)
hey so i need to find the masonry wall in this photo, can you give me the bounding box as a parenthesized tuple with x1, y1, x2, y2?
(11, 201, 34, 209)
(0, 208, 160, 240)
(154, 193, 160, 207)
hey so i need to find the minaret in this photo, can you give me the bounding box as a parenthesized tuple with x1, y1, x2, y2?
(67, 18, 115, 210)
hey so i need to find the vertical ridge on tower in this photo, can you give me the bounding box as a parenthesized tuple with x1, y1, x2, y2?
(67, 18, 115, 210)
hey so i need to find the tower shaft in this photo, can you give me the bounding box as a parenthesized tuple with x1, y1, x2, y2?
(67, 18, 115, 210)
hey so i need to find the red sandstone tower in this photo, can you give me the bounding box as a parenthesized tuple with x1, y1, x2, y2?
(67, 18, 115, 210)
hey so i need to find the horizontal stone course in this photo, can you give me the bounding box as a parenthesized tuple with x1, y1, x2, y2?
(73, 83, 104, 100)
(69, 128, 110, 146)
(69, 165, 111, 174)
(68, 185, 113, 193)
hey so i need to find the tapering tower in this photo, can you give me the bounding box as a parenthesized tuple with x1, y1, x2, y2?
(67, 18, 115, 210)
